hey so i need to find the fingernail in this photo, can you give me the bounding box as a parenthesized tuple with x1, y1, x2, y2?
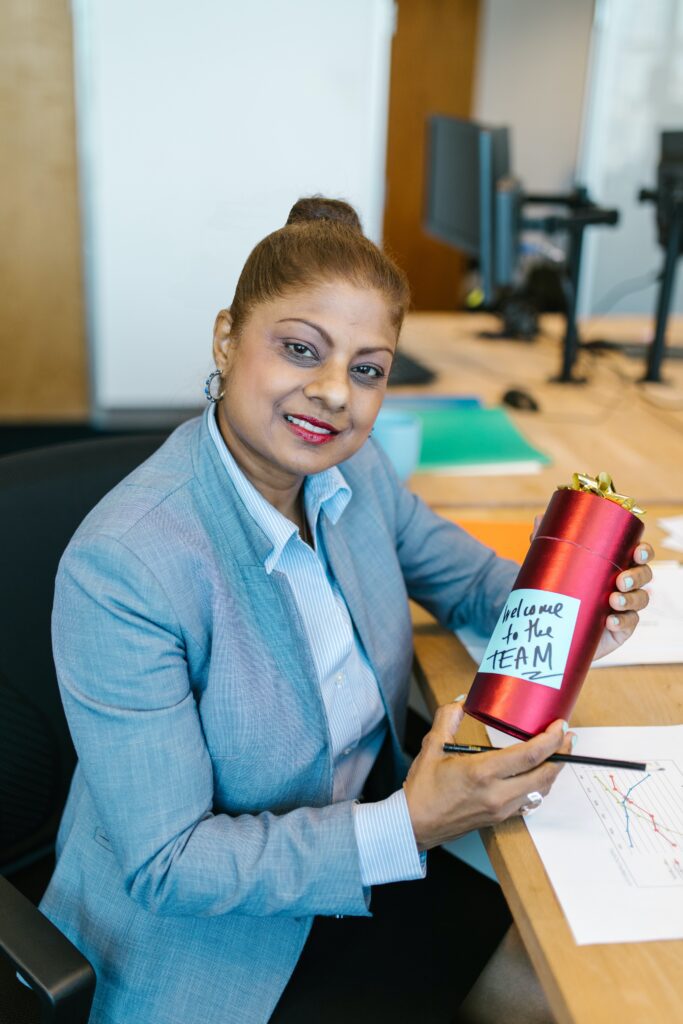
(570, 733, 577, 749)
(610, 615, 620, 626)
(453, 693, 467, 703)
(623, 576, 634, 590)
(561, 720, 568, 734)
(639, 549, 649, 562)
(616, 595, 627, 608)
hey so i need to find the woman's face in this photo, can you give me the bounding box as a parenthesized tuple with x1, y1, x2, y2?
(212, 279, 398, 500)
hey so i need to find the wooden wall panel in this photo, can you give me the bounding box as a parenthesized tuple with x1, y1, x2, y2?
(383, 0, 481, 310)
(0, 0, 88, 421)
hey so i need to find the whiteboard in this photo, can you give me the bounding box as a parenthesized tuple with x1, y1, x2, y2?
(578, 0, 683, 318)
(71, 0, 395, 422)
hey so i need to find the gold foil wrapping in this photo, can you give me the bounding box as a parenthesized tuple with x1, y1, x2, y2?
(559, 471, 646, 517)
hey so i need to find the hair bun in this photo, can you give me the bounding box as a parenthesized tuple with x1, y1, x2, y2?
(286, 195, 363, 233)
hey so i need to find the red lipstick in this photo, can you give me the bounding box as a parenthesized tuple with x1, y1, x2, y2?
(283, 413, 339, 445)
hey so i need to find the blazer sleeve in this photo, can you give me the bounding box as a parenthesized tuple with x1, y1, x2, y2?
(52, 532, 370, 919)
(370, 441, 520, 634)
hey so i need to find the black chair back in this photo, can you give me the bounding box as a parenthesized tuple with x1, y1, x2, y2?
(0, 435, 167, 875)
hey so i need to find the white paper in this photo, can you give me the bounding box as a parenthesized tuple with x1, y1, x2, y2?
(658, 515, 683, 537)
(658, 516, 683, 554)
(593, 561, 683, 668)
(418, 460, 543, 477)
(487, 725, 683, 944)
(454, 624, 488, 665)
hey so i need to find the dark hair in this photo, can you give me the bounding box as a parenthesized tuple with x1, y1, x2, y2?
(229, 195, 410, 337)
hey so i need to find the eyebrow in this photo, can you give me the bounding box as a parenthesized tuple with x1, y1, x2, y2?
(276, 318, 395, 357)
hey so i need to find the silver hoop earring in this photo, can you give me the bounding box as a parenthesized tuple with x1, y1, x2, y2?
(204, 369, 225, 403)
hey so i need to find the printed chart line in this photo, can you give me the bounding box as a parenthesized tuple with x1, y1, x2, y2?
(573, 762, 683, 887)
(595, 772, 683, 852)
(615, 772, 649, 848)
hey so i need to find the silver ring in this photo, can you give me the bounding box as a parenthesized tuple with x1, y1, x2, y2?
(520, 791, 543, 817)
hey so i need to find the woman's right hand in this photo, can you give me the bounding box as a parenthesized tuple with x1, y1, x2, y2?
(403, 701, 574, 851)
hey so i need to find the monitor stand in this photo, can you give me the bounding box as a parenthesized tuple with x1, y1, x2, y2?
(388, 350, 436, 387)
(583, 195, 683, 382)
(518, 187, 619, 383)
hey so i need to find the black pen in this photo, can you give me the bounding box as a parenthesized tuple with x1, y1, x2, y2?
(441, 743, 664, 772)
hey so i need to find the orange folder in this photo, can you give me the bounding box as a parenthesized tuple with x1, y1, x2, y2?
(450, 518, 533, 564)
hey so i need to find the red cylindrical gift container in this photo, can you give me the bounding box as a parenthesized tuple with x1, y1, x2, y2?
(464, 483, 645, 738)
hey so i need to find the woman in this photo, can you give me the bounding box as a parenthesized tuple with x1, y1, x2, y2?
(40, 197, 652, 1024)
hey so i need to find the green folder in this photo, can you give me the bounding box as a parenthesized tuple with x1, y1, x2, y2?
(413, 406, 550, 470)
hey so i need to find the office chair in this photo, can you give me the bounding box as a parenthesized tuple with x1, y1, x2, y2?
(0, 433, 168, 1024)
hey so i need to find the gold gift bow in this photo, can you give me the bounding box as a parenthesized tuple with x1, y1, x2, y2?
(559, 471, 646, 517)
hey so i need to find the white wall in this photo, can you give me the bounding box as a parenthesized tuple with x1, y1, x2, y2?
(72, 0, 395, 420)
(578, 0, 683, 317)
(473, 0, 594, 193)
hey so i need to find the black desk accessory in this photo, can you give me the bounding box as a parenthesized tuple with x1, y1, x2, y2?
(388, 350, 436, 387)
(502, 388, 539, 412)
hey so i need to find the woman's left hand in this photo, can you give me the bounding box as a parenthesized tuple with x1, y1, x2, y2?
(531, 517, 654, 661)
(593, 541, 654, 660)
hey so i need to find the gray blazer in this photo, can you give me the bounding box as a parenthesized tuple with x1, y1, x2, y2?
(40, 412, 516, 1024)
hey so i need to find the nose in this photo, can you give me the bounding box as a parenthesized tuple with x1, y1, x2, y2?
(302, 360, 349, 412)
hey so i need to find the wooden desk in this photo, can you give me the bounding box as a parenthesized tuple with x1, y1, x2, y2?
(401, 315, 683, 1024)
(400, 312, 683, 508)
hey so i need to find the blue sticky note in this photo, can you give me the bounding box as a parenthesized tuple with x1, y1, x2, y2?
(479, 588, 581, 690)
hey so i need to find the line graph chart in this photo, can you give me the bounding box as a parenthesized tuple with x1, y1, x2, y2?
(573, 762, 683, 888)
(487, 724, 683, 942)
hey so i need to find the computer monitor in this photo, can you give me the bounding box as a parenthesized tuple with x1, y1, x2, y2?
(424, 115, 625, 382)
(424, 116, 512, 304)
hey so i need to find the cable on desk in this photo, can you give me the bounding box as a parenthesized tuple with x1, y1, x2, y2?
(635, 393, 683, 438)
(595, 348, 683, 422)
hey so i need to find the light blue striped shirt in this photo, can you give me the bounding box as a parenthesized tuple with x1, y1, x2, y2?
(208, 406, 424, 886)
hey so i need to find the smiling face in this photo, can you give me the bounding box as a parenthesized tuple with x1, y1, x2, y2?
(212, 278, 398, 515)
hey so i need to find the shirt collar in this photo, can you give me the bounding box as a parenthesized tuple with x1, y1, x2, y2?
(207, 405, 351, 573)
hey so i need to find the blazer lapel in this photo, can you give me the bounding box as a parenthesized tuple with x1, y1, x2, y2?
(190, 415, 332, 776)
(238, 567, 327, 707)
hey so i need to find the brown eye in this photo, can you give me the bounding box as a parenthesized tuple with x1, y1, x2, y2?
(353, 364, 384, 379)
(284, 341, 316, 359)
